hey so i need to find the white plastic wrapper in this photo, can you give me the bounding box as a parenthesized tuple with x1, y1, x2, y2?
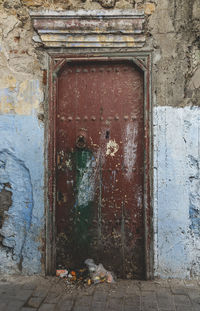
(84, 258, 115, 284)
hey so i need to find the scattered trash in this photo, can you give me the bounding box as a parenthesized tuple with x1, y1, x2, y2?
(56, 259, 115, 287)
(56, 267, 90, 286)
(85, 258, 115, 284)
(56, 269, 68, 277)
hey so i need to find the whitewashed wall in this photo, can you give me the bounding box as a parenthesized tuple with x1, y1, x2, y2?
(153, 106, 200, 278)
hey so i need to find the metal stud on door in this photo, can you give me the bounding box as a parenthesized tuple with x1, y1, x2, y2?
(56, 61, 145, 279)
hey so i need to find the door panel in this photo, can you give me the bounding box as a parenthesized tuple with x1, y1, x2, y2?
(56, 61, 145, 279)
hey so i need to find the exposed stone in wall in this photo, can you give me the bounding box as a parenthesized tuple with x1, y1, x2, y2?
(148, 0, 200, 107)
(0, 4, 44, 119)
(0, 184, 13, 255)
(94, 0, 116, 9)
(188, 67, 200, 90)
(0, 185, 12, 228)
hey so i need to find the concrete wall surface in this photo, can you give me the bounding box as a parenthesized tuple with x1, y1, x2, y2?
(0, 0, 199, 277)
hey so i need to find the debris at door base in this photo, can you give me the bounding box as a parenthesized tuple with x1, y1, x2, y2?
(85, 258, 115, 284)
(56, 259, 115, 288)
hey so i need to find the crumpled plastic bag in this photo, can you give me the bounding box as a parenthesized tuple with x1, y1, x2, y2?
(84, 258, 115, 284)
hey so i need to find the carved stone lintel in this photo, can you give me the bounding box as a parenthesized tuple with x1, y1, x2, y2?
(30, 10, 145, 49)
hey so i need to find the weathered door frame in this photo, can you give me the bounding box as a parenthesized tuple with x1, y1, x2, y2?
(46, 52, 153, 279)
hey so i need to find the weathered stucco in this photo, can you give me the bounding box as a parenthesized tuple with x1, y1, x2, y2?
(0, 115, 44, 274)
(0, 2, 44, 273)
(0, 0, 199, 277)
(154, 106, 200, 278)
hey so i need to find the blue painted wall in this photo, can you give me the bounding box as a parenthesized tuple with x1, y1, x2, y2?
(0, 115, 44, 274)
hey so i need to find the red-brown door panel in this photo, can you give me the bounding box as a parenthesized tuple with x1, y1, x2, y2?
(56, 61, 145, 279)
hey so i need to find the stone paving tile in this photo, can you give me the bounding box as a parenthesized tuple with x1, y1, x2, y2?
(26, 296, 44, 308)
(184, 280, 198, 288)
(56, 296, 74, 311)
(0, 276, 200, 311)
(126, 284, 140, 295)
(193, 304, 200, 311)
(109, 290, 126, 298)
(105, 308, 124, 311)
(155, 280, 170, 288)
(187, 288, 200, 303)
(38, 303, 56, 311)
(32, 287, 49, 298)
(0, 293, 13, 303)
(5, 300, 25, 311)
(0, 285, 18, 295)
(157, 294, 174, 309)
(124, 306, 141, 311)
(14, 289, 33, 301)
(175, 306, 194, 311)
(92, 290, 108, 302)
(124, 294, 141, 307)
(140, 281, 157, 291)
(44, 291, 61, 304)
(91, 301, 106, 310)
(168, 280, 185, 287)
(171, 286, 187, 295)
(173, 294, 191, 305)
(142, 307, 158, 311)
(74, 295, 92, 306)
(156, 288, 175, 309)
(0, 302, 8, 310)
(106, 296, 124, 309)
(141, 291, 158, 310)
(22, 282, 37, 290)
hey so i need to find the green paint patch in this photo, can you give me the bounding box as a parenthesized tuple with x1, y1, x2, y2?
(72, 149, 96, 259)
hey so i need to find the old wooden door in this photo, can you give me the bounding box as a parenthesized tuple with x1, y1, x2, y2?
(56, 60, 145, 279)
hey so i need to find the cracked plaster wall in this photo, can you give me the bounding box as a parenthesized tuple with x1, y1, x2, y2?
(0, 116, 44, 274)
(0, 0, 199, 277)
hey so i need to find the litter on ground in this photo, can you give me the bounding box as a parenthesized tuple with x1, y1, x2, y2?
(56, 258, 115, 287)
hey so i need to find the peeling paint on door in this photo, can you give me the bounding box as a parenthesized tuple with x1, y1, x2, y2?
(73, 149, 96, 260)
(106, 139, 119, 157)
(124, 123, 138, 180)
(75, 150, 96, 207)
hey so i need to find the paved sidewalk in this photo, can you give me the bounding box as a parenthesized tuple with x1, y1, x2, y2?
(0, 276, 199, 311)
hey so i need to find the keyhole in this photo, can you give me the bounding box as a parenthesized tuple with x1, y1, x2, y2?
(105, 130, 110, 139)
(76, 135, 86, 149)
